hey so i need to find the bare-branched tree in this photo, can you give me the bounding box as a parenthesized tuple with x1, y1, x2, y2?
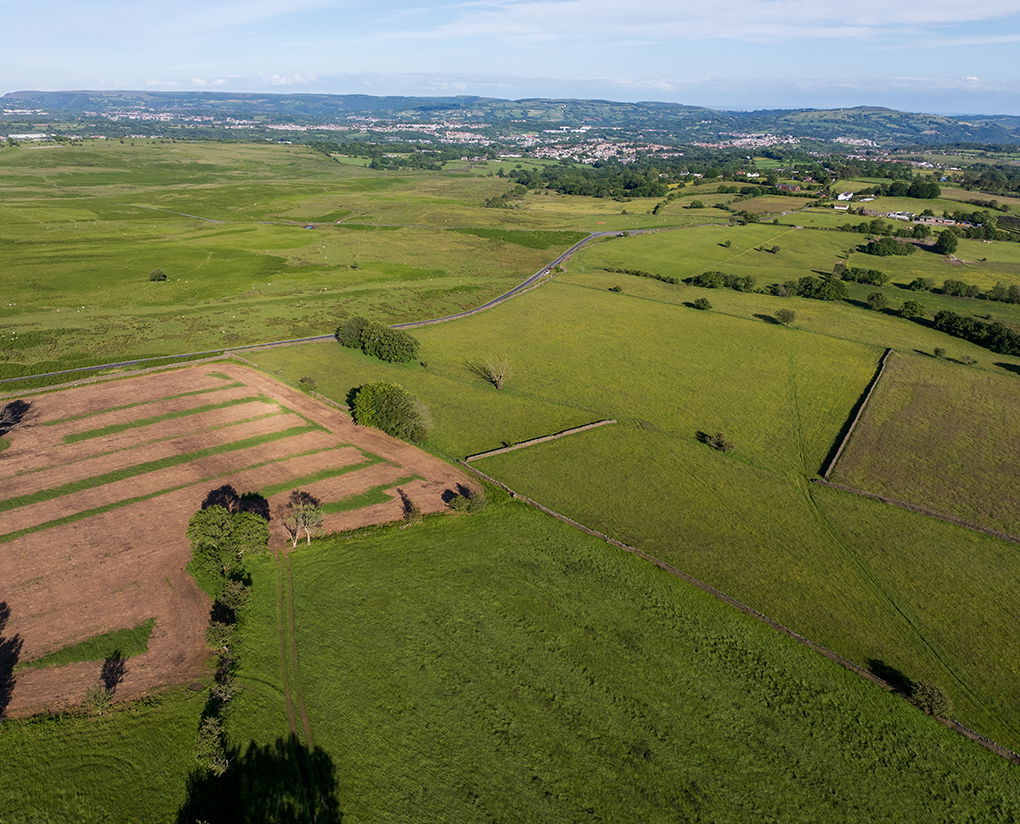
(467, 359, 512, 390)
(278, 490, 324, 548)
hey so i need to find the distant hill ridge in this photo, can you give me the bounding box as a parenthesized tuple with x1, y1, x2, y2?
(5, 89, 1020, 145)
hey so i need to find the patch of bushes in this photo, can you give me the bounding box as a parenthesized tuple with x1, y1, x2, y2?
(148, 268, 168, 282)
(335, 316, 420, 363)
(350, 382, 430, 443)
(862, 237, 916, 257)
(688, 271, 755, 292)
(839, 266, 889, 286)
(697, 431, 735, 452)
(692, 297, 712, 311)
(930, 310, 1020, 356)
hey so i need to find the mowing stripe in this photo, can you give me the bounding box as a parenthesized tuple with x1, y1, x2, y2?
(260, 457, 383, 498)
(0, 444, 353, 544)
(42, 383, 247, 426)
(320, 476, 420, 513)
(62, 395, 273, 443)
(11, 410, 289, 479)
(0, 425, 319, 513)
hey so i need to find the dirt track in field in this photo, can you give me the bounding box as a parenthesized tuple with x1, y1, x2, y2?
(0, 363, 472, 716)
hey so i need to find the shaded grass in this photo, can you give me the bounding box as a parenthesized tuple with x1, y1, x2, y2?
(16, 618, 156, 672)
(0, 425, 319, 514)
(62, 395, 273, 443)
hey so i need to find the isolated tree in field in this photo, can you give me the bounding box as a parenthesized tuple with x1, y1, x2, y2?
(467, 358, 511, 390)
(335, 316, 419, 363)
(148, 268, 168, 282)
(692, 297, 712, 311)
(899, 300, 925, 320)
(688, 200, 705, 209)
(866, 292, 888, 311)
(933, 230, 959, 255)
(278, 490, 323, 548)
(350, 382, 430, 443)
(775, 308, 796, 325)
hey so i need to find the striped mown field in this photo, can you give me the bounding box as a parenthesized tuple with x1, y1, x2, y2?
(0, 362, 469, 716)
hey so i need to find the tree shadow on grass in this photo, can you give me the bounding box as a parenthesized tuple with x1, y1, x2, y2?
(0, 602, 23, 717)
(995, 362, 1020, 376)
(177, 734, 342, 824)
(100, 650, 127, 695)
(202, 485, 271, 521)
(867, 659, 914, 695)
(753, 313, 780, 325)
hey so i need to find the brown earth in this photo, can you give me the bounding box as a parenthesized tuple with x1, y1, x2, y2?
(0, 362, 472, 716)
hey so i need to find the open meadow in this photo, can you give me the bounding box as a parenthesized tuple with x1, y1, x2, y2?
(248, 253, 1020, 751)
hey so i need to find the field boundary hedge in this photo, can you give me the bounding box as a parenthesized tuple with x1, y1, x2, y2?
(461, 461, 1020, 766)
(465, 419, 616, 462)
(820, 347, 894, 479)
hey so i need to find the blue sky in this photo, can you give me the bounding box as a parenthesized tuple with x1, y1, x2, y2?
(4, 0, 1020, 114)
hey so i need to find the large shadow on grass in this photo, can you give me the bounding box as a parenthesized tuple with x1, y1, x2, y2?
(996, 362, 1020, 376)
(177, 734, 342, 824)
(0, 602, 24, 717)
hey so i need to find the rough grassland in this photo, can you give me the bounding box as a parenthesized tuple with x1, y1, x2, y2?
(225, 497, 1020, 823)
(0, 691, 205, 823)
(831, 352, 1020, 535)
(248, 274, 1020, 750)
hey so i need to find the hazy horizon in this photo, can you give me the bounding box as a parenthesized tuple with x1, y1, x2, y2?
(4, 1, 1020, 116)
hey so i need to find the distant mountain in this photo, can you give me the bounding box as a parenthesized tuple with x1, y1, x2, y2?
(5, 89, 1020, 146)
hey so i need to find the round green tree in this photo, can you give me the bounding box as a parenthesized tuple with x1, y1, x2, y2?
(351, 383, 430, 443)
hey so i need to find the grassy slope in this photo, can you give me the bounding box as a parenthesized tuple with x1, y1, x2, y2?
(17, 619, 156, 672)
(831, 352, 1020, 535)
(228, 497, 1020, 823)
(247, 262, 1020, 750)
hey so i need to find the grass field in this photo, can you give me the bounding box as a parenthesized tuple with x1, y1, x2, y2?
(831, 352, 1020, 535)
(247, 264, 1020, 750)
(223, 496, 1020, 823)
(0, 690, 206, 823)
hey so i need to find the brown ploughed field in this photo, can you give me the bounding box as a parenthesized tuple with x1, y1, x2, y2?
(0, 362, 470, 716)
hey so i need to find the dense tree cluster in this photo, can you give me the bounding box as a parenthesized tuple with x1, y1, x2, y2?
(688, 271, 756, 291)
(335, 316, 420, 363)
(862, 237, 917, 256)
(959, 163, 1020, 197)
(350, 382, 430, 443)
(931, 310, 1020, 355)
(839, 266, 889, 286)
(506, 163, 669, 198)
(855, 179, 941, 199)
(766, 276, 848, 301)
(910, 277, 1020, 304)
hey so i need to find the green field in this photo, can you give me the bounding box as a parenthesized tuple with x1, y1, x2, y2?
(7, 141, 1020, 822)
(0, 690, 205, 822)
(831, 352, 1020, 535)
(222, 497, 1020, 823)
(247, 261, 1020, 750)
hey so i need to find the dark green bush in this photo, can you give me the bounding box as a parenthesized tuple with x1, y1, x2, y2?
(335, 316, 420, 363)
(351, 383, 430, 443)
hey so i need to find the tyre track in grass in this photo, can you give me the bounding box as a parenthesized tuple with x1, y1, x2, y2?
(272, 544, 314, 746)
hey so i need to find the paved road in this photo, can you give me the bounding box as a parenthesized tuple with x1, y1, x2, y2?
(2, 224, 684, 386)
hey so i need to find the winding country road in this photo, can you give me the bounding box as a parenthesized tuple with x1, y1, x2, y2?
(0, 222, 685, 386)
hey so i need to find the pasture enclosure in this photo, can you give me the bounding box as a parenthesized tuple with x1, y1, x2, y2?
(0, 362, 468, 716)
(829, 351, 1020, 537)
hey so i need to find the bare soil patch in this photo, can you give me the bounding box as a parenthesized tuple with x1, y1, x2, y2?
(0, 363, 470, 716)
